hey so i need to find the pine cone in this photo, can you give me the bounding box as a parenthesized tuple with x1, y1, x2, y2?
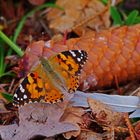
(25, 24, 140, 90)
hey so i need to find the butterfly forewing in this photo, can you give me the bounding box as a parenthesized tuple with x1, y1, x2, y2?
(50, 50, 88, 93)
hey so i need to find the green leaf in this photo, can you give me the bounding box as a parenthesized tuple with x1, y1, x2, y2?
(125, 10, 139, 25)
(110, 6, 123, 25)
(131, 118, 140, 123)
(102, 0, 108, 5)
(132, 16, 140, 24)
(1, 92, 13, 103)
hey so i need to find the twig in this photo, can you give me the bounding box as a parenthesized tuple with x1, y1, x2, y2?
(39, 18, 53, 37)
(130, 87, 140, 96)
(124, 113, 136, 140)
(8, 79, 15, 93)
(114, 75, 122, 95)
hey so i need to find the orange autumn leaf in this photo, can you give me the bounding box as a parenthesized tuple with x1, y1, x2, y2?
(46, 0, 111, 35)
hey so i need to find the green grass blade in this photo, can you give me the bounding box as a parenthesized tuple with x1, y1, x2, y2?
(110, 6, 123, 25)
(0, 46, 5, 76)
(1, 92, 13, 102)
(0, 31, 24, 57)
(0, 71, 15, 77)
(125, 10, 139, 25)
(13, 3, 64, 43)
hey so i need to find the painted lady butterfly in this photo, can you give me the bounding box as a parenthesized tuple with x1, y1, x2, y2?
(13, 50, 88, 106)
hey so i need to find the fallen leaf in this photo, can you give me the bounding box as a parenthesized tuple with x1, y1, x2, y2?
(87, 97, 124, 126)
(47, 0, 110, 35)
(71, 91, 140, 118)
(134, 121, 140, 140)
(60, 107, 85, 139)
(78, 130, 113, 140)
(0, 102, 79, 140)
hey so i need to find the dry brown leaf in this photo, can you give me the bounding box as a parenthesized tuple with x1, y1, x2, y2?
(87, 98, 124, 126)
(0, 102, 79, 140)
(77, 130, 113, 140)
(47, 0, 110, 34)
(25, 40, 44, 69)
(60, 107, 85, 139)
(134, 121, 140, 140)
(0, 102, 7, 112)
(24, 40, 67, 71)
(78, 131, 103, 140)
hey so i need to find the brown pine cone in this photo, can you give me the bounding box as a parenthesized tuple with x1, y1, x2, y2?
(25, 24, 140, 90)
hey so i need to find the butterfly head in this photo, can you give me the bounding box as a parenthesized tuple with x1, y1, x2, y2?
(39, 56, 47, 66)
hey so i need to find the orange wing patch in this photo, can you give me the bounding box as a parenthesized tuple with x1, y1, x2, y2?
(54, 54, 79, 75)
(44, 89, 64, 103)
(67, 75, 79, 93)
(26, 73, 45, 99)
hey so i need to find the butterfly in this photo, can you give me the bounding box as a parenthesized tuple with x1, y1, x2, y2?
(13, 50, 88, 106)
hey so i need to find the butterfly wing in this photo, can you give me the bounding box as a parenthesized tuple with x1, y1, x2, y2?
(13, 72, 46, 106)
(48, 50, 88, 93)
(13, 50, 87, 106)
(32, 64, 64, 104)
(13, 66, 64, 106)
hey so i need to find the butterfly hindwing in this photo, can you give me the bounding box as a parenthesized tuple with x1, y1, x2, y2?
(13, 72, 46, 106)
(13, 72, 64, 106)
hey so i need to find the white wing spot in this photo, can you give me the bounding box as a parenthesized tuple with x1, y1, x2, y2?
(20, 84, 25, 93)
(77, 58, 81, 62)
(14, 93, 17, 98)
(69, 50, 76, 57)
(23, 94, 27, 99)
(78, 50, 81, 53)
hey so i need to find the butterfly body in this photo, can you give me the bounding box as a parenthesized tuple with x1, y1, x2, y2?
(39, 57, 67, 92)
(13, 50, 88, 106)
